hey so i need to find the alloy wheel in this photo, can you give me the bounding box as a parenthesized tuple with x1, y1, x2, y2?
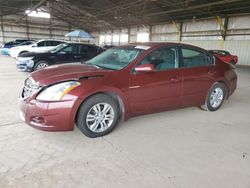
(36, 63, 48, 70)
(210, 88, 224, 108)
(86, 103, 115, 133)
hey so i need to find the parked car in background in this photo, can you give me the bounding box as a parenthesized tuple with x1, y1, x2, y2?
(1, 39, 33, 55)
(19, 42, 237, 138)
(1, 40, 35, 55)
(16, 43, 105, 72)
(9, 39, 65, 58)
(208, 50, 238, 65)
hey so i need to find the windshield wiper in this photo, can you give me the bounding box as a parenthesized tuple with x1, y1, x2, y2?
(95, 65, 117, 70)
(83, 62, 102, 69)
(83, 62, 116, 70)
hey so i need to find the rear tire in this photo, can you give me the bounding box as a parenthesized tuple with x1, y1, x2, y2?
(201, 82, 226, 111)
(76, 94, 119, 138)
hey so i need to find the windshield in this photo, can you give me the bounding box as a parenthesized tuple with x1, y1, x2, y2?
(50, 43, 67, 53)
(86, 47, 144, 70)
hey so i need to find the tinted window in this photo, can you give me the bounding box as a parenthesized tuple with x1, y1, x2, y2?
(138, 46, 178, 71)
(61, 45, 79, 54)
(51, 41, 62, 46)
(42, 41, 62, 46)
(181, 48, 209, 68)
(37, 41, 46, 47)
(81, 45, 97, 53)
(45, 41, 53, 46)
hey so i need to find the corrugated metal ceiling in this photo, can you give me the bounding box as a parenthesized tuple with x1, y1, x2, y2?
(1, 0, 250, 31)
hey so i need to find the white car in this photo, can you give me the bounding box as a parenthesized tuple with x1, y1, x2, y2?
(9, 39, 65, 58)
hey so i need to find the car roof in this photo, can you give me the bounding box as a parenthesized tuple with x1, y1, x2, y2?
(64, 42, 96, 45)
(208, 50, 229, 52)
(36, 39, 66, 43)
(120, 42, 206, 51)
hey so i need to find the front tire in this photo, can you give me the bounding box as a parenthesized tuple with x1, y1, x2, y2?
(201, 82, 226, 111)
(34, 61, 49, 71)
(76, 94, 119, 138)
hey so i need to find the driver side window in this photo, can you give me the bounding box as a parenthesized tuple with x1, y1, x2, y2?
(61, 45, 79, 54)
(137, 46, 178, 71)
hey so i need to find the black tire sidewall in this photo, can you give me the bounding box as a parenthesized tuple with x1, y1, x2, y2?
(206, 83, 226, 111)
(76, 94, 119, 138)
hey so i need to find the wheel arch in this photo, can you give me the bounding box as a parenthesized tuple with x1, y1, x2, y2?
(74, 90, 127, 125)
(216, 80, 229, 99)
(18, 51, 28, 55)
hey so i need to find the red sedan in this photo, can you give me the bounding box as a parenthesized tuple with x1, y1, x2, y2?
(19, 43, 237, 138)
(208, 50, 238, 65)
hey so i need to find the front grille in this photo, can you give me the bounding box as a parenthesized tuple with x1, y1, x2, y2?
(20, 78, 40, 100)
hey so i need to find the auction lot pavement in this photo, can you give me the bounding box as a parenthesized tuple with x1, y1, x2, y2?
(0, 54, 250, 188)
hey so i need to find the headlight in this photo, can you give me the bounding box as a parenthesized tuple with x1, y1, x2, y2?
(36, 81, 80, 101)
(17, 57, 34, 67)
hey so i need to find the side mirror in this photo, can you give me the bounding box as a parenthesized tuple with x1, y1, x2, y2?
(134, 64, 155, 73)
(31, 44, 37, 47)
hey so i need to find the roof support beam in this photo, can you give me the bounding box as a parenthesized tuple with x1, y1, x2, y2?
(137, 0, 243, 18)
(0, 16, 4, 43)
(16, 0, 48, 22)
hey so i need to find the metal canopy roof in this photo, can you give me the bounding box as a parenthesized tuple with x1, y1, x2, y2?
(1, 0, 250, 31)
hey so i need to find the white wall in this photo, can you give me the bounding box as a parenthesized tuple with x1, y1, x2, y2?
(0, 14, 71, 43)
(96, 15, 250, 66)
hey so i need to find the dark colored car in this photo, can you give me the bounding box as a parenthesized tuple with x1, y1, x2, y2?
(19, 42, 237, 138)
(103, 45, 116, 49)
(16, 43, 105, 72)
(208, 50, 238, 65)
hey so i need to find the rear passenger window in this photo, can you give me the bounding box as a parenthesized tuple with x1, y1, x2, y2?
(181, 48, 210, 68)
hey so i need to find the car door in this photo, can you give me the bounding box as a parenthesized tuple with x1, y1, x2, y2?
(179, 45, 216, 107)
(54, 44, 80, 64)
(31, 41, 48, 52)
(80, 45, 98, 61)
(129, 45, 182, 114)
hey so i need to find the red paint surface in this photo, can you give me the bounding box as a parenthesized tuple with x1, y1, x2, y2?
(19, 43, 237, 131)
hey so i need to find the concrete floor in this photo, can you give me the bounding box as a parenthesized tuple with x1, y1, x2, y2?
(0, 54, 250, 188)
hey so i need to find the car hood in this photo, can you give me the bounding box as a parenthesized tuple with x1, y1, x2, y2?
(30, 63, 111, 86)
(18, 52, 50, 57)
